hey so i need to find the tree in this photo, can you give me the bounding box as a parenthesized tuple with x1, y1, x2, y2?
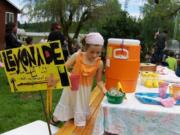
(140, 0, 180, 55)
(22, 0, 121, 53)
(100, 11, 141, 40)
(89, 9, 141, 63)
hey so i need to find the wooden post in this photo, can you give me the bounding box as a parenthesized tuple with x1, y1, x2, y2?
(46, 73, 58, 116)
(46, 88, 52, 116)
(40, 91, 52, 135)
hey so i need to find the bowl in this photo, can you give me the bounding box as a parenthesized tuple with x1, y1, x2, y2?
(106, 91, 125, 104)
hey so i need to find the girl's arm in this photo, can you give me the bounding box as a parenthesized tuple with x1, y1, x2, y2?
(65, 52, 77, 70)
(96, 60, 107, 94)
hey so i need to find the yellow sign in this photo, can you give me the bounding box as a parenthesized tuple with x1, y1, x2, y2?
(0, 41, 70, 92)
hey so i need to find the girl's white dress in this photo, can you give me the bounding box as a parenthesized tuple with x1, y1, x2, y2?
(53, 52, 101, 126)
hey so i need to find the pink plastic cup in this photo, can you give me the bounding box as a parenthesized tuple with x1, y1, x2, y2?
(158, 82, 169, 98)
(70, 74, 80, 91)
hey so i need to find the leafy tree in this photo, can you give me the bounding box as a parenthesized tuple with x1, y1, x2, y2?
(97, 11, 141, 46)
(19, 22, 51, 32)
(22, 0, 121, 53)
(140, 0, 180, 56)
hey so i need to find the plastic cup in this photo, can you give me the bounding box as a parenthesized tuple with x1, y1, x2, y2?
(170, 84, 180, 100)
(158, 82, 169, 98)
(70, 73, 80, 91)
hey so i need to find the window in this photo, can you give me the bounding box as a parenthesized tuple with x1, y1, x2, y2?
(5, 12, 14, 24)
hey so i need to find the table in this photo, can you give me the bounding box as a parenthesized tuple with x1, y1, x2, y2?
(93, 69, 180, 135)
(1, 120, 58, 135)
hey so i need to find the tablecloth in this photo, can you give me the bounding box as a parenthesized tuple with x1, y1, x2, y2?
(92, 69, 180, 135)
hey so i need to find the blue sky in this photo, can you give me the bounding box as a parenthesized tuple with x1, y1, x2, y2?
(118, 0, 146, 17)
(10, 0, 146, 22)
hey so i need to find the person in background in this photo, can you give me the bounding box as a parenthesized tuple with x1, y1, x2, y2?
(40, 37, 47, 43)
(62, 37, 70, 60)
(50, 32, 107, 127)
(175, 59, 180, 77)
(145, 52, 152, 63)
(48, 23, 64, 42)
(5, 23, 22, 49)
(71, 38, 80, 53)
(165, 51, 177, 71)
(161, 49, 169, 67)
(48, 23, 69, 61)
(151, 29, 168, 64)
(25, 36, 33, 45)
(81, 36, 86, 52)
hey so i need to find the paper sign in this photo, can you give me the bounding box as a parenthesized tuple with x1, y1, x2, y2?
(0, 41, 70, 92)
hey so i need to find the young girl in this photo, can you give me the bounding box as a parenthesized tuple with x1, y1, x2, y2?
(51, 32, 107, 126)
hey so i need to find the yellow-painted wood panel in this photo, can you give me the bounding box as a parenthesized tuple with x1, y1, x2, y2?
(55, 87, 104, 135)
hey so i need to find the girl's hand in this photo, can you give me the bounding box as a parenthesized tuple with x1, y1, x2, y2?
(102, 88, 107, 95)
(96, 81, 107, 95)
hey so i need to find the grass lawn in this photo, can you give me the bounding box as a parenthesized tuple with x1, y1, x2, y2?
(0, 68, 62, 133)
(0, 65, 102, 134)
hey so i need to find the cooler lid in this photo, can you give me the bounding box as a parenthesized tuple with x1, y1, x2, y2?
(108, 38, 140, 46)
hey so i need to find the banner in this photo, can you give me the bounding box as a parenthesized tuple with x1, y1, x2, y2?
(0, 41, 70, 92)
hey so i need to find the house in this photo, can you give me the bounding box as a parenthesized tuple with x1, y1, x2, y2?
(0, 0, 20, 50)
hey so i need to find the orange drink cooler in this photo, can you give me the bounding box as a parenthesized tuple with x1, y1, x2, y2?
(105, 38, 141, 93)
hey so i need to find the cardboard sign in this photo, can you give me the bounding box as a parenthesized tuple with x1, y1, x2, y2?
(0, 41, 70, 92)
